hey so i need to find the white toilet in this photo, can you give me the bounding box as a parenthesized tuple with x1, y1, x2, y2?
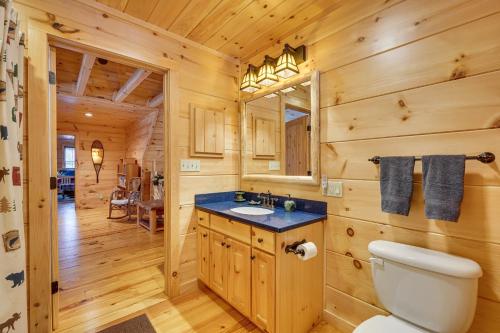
(354, 240, 483, 333)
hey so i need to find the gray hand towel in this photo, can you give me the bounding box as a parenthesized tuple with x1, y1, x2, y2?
(422, 155, 466, 222)
(379, 156, 415, 216)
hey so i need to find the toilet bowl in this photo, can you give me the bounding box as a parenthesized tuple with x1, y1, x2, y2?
(354, 241, 482, 333)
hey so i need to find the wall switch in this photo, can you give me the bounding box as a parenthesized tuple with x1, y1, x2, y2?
(268, 160, 280, 171)
(181, 159, 201, 172)
(327, 180, 343, 197)
(321, 175, 328, 195)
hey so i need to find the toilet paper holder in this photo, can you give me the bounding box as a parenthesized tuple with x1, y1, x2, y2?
(285, 239, 307, 256)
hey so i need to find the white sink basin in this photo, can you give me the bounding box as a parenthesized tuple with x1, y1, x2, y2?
(230, 207, 274, 216)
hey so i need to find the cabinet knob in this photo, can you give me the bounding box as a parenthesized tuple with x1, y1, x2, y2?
(346, 227, 355, 237)
(203, 233, 207, 238)
(353, 259, 362, 270)
(257, 238, 264, 243)
(221, 242, 226, 246)
(199, 217, 204, 221)
(226, 244, 231, 248)
(251, 255, 256, 260)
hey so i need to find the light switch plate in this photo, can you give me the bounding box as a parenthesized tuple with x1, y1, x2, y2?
(327, 180, 343, 197)
(181, 159, 201, 172)
(268, 160, 280, 171)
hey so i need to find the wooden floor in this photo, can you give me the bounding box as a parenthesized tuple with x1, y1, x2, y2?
(56, 201, 341, 333)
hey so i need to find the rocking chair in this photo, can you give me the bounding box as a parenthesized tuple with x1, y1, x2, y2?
(108, 177, 141, 220)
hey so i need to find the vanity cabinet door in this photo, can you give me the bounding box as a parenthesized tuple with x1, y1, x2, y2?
(227, 238, 251, 317)
(252, 248, 275, 333)
(197, 226, 210, 285)
(210, 230, 228, 299)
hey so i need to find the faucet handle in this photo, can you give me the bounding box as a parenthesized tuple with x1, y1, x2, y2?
(271, 197, 279, 208)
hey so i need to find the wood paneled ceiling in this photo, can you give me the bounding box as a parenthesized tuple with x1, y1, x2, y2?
(96, 0, 342, 60)
(55, 47, 162, 127)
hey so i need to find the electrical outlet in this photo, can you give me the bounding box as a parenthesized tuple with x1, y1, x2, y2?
(268, 160, 280, 171)
(181, 159, 201, 172)
(327, 180, 343, 197)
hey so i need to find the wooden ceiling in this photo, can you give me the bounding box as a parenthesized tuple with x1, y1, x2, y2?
(95, 0, 342, 60)
(55, 47, 162, 127)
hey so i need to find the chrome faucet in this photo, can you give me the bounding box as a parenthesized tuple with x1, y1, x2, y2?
(258, 190, 278, 209)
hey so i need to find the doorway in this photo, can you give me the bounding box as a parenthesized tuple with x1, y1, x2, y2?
(49, 42, 169, 331)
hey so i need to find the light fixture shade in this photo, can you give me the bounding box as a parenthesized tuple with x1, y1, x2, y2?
(240, 64, 260, 93)
(275, 44, 300, 78)
(256, 55, 279, 86)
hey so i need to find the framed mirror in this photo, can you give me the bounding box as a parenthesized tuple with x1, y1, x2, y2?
(240, 71, 319, 185)
(91, 140, 104, 183)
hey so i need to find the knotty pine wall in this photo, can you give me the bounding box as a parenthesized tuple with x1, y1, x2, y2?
(17, 0, 240, 328)
(58, 122, 127, 210)
(242, 0, 500, 332)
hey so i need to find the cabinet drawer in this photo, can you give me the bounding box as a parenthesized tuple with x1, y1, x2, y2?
(197, 210, 210, 227)
(252, 227, 275, 254)
(211, 214, 251, 244)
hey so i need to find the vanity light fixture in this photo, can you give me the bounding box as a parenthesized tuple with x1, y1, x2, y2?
(264, 92, 278, 98)
(256, 55, 279, 86)
(275, 44, 306, 79)
(240, 64, 261, 93)
(280, 86, 296, 93)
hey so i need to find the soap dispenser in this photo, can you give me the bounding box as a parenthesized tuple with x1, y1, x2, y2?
(284, 194, 296, 212)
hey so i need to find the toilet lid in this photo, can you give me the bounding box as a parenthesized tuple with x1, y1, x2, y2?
(354, 316, 429, 333)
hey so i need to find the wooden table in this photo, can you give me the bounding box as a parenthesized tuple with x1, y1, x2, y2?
(136, 199, 164, 234)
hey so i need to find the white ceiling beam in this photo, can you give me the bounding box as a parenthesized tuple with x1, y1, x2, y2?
(58, 92, 158, 114)
(147, 93, 163, 108)
(112, 68, 152, 103)
(74, 53, 96, 96)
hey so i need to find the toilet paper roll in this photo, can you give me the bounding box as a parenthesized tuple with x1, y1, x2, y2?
(297, 242, 317, 261)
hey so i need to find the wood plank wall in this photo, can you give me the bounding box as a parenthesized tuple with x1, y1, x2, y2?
(16, 2, 240, 329)
(125, 111, 158, 167)
(57, 122, 126, 209)
(242, 0, 500, 332)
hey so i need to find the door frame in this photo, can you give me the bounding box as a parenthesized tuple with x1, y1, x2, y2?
(27, 27, 176, 332)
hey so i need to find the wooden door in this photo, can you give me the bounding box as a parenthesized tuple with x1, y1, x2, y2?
(197, 226, 210, 285)
(252, 248, 276, 333)
(285, 115, 309, 175)
(48, 46, 60, 330)
(210, 230, 228, 299)
(227, 238, 251, 317)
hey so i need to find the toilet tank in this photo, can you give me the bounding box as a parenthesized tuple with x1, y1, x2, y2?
(368, 241, 482, 333)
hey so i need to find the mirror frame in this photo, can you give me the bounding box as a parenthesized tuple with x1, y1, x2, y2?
(240, 70, 320, 185)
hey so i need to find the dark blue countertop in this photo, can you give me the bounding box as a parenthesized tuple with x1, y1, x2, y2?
(195, 192, 327, 233)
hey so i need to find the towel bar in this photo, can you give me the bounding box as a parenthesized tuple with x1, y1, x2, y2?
(368, 152, 495, 165)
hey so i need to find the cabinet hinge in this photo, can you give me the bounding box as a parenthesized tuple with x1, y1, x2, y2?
(51, 281, 59, 294)
(50, 176, 57, 190)
(48, 71, 56, 85)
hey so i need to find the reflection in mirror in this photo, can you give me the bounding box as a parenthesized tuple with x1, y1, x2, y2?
(245, 81, 311, 177)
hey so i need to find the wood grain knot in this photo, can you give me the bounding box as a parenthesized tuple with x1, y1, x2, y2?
(346, 227, 355, 237)
(172, 271, 178, 278)
(398, 99, 406, 107)
(353, 259, 362, 270)
(345, 251, 353, 257)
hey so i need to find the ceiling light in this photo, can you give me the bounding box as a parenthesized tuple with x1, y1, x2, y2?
(240, 64, 260, 93)
(256, 55, 279, 86)
(280, 86, 296, 93)
(264, 93, 278, 98)
(84, 112, 93, 117)
(275, 44, 305, 79)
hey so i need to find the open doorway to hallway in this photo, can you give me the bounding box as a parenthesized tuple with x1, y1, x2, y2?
(52, 44, 167, 332)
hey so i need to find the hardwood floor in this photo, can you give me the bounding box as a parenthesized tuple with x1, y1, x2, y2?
(56, 201, 341, 333)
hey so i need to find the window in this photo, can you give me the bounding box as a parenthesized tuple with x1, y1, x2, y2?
(64, 147, 76, 169)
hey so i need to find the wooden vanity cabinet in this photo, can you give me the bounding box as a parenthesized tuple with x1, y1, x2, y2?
(227, 238, 252, 317)
(252, 248, 276, 333)
(209, 230, 228, 298)
(197, 226, 210, 286)
(196, 210, 323, 333)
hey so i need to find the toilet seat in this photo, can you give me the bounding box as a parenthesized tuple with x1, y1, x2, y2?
(354, 315, 430, 333)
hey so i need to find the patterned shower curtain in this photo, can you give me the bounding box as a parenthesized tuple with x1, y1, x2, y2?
(0, 0, 27, 332)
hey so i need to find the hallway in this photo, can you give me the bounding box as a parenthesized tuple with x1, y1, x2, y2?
(56, 202, 165, 332)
